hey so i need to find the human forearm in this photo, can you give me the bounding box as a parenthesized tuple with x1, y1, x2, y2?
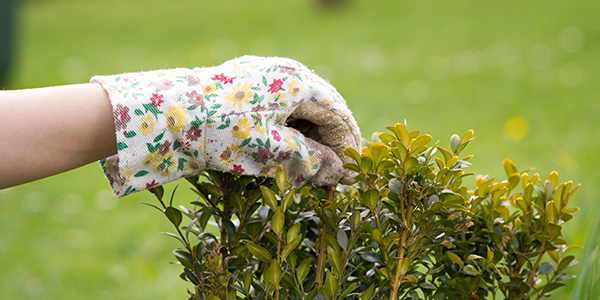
(0, 83, 116, 188)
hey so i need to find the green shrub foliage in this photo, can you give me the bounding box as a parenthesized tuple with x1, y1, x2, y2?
(147, 123, 580, 300)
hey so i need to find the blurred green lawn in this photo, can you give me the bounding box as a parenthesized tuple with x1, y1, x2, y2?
(1, 0, 599, 299)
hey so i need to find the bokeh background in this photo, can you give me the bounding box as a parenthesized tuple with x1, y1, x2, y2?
(1, 0, 598, 299)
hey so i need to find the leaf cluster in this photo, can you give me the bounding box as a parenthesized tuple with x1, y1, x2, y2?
(147, 123, 580, 300)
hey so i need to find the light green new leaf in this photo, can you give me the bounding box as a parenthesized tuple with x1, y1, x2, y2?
(271, 207, 285, 235)
(282, 235, 302, 262)
(297, 259, 312, 282)
(260, 186, 278, 211)
(266, 261, 283, 286)
(446, 252, 463, 267)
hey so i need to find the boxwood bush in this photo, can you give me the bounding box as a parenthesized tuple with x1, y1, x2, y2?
(146, 123, 580, 300)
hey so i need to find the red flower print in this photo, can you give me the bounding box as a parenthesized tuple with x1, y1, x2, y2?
(185, 90, 204, 107)
(279, 65, 298, 76)
(271, 130, 281, 142)
(251, 146, 275, 164)
(232, 164, 245, 175)
(146, 180, 159, 188)
(153, 80, 174, 90)
(158, 140, 172, 156)
(114, 104, 131, 131)
(295, 173, 307, 183)
(187, 75, 201, 85)
(268, 79, 284, 94)
(275, 150, 292, 162)
(186, 126, 202, 141)
(211, 73, 236, 84)
(150, 93, 164, 107)
(252, 104, 267, 112)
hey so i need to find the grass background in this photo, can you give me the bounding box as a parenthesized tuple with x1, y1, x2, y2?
(1, 0, 599, 298)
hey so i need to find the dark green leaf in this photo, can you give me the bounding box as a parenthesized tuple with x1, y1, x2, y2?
(244, 270, 253, 295)
(339, 282, 357, 299)
(183, 268, 199, 285)
(537, 262, 554, 275)
(360, 284, 375, 300)
(165, 206, 183, 228)
(223, 219, 236, 236)
(246, 241, 273, 263)
(161, 232, 186, 245)
(337, 229, 349, 251)
(362, 189, 379, 209)
(140, 201, 163, 213)
(542, 282, 565, 293)
(230, 192, 244, 213)
(149, 185, 164, 199)
(558, 255, 576, 272)
(282, 189, 295, 212)
(174, 249, 194, 269)
(361, 251, 382, 264)
(419, 282, 436, 289)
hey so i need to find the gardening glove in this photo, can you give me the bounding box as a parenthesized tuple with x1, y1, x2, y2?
(92, 56, 361, 198)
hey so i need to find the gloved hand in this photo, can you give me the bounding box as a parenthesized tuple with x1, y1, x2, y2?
(92, 56, 360, 197)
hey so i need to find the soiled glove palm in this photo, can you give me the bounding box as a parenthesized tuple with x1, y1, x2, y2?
(92, 56, 360, 198)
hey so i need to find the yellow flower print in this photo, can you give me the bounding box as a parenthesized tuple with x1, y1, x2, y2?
(142, 152, 162, 169)
(120, 165, 136, 178)
(284, 135, 298, 151)
(288, 81, 303, 96)
(182, 159, 206, 173)
(139, 116, 156, 136)
(203, 82, 217, 95)
(219, 143, 243, 168)
(231, 118, 251, 139)
(164, 105, 189, 133)
(302, 152, 320, 176)
(119, 165, 136, 185)
(276, 93, 288, 107)
(142, 151, 175, 177)
(224, 82, 254, 108)
(259, 163, 277, 177)
(254, 123, 266, 135)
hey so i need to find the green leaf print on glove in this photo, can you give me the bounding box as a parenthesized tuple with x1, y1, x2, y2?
(92, 56, 361, 197)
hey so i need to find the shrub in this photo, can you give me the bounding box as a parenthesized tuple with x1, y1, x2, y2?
(146, 123, 580, 300)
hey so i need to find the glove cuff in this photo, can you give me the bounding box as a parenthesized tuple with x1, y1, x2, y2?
(92, 69, 208, 197)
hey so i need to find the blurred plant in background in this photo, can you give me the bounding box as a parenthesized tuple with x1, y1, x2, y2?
(0, 0, 17, 88)
(149, 123, 580, 299)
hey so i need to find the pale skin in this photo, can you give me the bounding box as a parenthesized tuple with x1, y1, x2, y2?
(0, 83, 117, 188)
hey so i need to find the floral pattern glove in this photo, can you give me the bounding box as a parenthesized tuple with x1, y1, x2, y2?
(92, 56, 360, 198)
